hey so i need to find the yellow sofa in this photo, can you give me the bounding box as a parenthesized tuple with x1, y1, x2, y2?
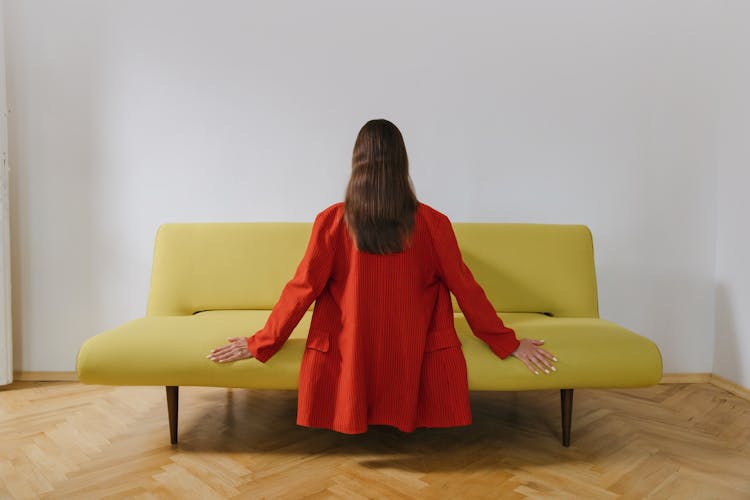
(76, 222, 663, 447)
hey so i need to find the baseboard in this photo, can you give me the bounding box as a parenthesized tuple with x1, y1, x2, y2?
(13, 371, 79, 381)
(9, 371, 750, 402)
(708, 373, 750, 401)
(658, 372, 712, 384)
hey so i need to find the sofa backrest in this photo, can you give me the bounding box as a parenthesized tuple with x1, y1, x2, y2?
(146, 222, 599, 318)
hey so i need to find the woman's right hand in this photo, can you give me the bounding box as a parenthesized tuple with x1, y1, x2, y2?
(511, 338, 558, 375)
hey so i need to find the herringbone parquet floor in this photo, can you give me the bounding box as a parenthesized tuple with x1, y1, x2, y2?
(1, 381, 749, 499)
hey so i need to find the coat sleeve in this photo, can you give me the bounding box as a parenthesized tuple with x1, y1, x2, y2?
(430, 212, 521, 360)
(245, 209, 336, 363)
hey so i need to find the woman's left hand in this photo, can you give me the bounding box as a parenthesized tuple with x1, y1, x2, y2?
(207, 337, 254, 363)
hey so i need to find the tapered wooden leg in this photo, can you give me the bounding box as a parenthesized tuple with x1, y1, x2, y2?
(560, 388, 573, 447)
(166, 386, 178, 445)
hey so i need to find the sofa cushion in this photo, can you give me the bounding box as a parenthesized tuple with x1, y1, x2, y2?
(76, 311, 662, 391)
(146, 223, 599, 318)
(455, 313, 662, 390)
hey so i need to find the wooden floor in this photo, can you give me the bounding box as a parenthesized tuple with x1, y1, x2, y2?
(1, 381, 749, 499)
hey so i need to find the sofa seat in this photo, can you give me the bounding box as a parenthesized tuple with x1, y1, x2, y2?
(77, 310, 662, 391)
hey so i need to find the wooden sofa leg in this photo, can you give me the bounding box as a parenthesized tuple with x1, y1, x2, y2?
(560, 388, 573, 447)
(166, 386, 179, 445)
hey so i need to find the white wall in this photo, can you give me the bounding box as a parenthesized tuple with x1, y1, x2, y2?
(713, 2, 750, 389)
(4, 1, 729, 377)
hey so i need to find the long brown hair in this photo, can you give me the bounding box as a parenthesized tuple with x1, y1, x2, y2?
(344, 119, 418, 254)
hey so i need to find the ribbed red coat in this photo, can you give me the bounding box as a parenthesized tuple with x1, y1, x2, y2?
(246, 202, 521, 434)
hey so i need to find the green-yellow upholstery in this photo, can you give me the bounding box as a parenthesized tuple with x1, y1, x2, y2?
(76, 222, 663, 390)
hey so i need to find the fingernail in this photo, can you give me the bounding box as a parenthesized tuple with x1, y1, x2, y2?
(551, 366, 556, 371)
(553, 357, 558, 361)
(535, 371, 539, 375)
(544, 369, 549, 374)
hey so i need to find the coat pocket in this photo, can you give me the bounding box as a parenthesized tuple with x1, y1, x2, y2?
(425, 327, 462, 352)
(305, 328, 331, 352)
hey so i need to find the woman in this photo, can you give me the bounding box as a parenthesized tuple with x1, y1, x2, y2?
(208, 119, 557, 434)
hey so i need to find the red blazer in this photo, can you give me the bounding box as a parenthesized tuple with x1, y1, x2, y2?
(246, 202, 521, 434)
